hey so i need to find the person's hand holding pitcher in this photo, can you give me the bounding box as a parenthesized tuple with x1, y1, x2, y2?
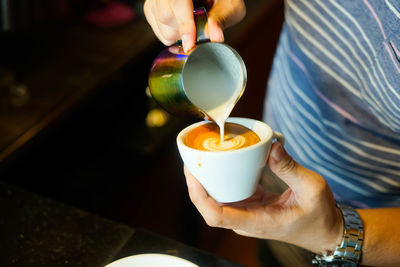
(144, 0, 246, 51)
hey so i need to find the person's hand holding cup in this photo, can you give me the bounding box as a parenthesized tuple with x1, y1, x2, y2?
(177, 117, 284, 203)
(181, 128, 344, 256)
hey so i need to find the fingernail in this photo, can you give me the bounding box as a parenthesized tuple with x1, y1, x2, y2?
(182, 34, 191, 52)
(272, 142, 284, 161)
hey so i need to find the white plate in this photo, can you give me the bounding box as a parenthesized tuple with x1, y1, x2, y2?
(105, 253, 199, 267)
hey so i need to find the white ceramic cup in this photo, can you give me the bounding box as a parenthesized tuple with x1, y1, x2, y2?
(177, 117, 285, 203)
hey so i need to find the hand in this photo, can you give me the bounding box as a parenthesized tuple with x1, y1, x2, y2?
(144, 0, 246, 52)
(184, 142, 344, 255)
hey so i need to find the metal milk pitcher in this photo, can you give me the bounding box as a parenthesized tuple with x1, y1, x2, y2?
(148, 7, 247, 121)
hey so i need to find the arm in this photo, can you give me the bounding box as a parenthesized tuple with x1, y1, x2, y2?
(184, 142, 400, 266)
(143, 0, 246, 51)
(357, 208, 400, 266)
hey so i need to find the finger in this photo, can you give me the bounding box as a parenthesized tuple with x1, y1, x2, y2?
(156, 21, 180, 45)
(184, 166, 256, 230)
(233, 229, 262, 239)
(207, 0, 246, 30)
(170, 0, 196, 52)
(267, 142, 303, 194)
(156, 0, 176, 26)
(267, 142, 329, 206)
(184, 166, 225, 225)
(155, 0, 180, 44)
(207, 17, 224, 42)
(144, 1, 176, 45)
(184, 166, 212, 204)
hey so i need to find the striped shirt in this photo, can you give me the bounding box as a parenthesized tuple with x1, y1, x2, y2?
(263, 0, 400, 208)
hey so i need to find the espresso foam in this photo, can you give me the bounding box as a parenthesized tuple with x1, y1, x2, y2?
(185, 122, 260, 151)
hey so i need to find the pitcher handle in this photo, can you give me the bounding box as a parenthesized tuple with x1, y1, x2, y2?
(273, 131, 285, 145)
(194, 7, 210, 43)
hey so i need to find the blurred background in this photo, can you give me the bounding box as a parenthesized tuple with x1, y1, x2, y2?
(0, 0, 283, 266)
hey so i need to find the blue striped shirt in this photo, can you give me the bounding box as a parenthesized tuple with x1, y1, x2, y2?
(263, 0, 400, 208)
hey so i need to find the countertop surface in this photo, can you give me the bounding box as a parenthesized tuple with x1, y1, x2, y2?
(0, 181, 134, 267)
(0, 181, 243, 267)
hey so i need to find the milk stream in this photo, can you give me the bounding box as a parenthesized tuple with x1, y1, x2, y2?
(182, 46, 244, 144)
(193, 92, 238, 144)
(206, 100, 236, 143)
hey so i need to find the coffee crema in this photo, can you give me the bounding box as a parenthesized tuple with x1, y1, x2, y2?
(185, 122, 261, 151)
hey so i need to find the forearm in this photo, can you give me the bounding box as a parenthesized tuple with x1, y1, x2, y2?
(357, 208, 400, 266)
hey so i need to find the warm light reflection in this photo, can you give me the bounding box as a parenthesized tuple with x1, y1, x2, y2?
(145, 86, 152, 98)
(146, 108, 169, 127)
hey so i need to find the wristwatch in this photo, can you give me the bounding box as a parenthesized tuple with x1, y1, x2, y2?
(312, 204, 364, 267)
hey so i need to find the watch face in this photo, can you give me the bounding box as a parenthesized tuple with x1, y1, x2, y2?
(321, 259, 357, 267)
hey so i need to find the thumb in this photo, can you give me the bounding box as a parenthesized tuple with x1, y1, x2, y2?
(268, 142, 303, 193)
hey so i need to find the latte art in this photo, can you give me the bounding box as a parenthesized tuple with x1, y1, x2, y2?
(185, 122, 260, 151)
(202, 134, 247, 151)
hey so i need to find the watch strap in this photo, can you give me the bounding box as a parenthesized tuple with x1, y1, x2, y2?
(334, 204, 364, 261)
(312, 204, 364, 266)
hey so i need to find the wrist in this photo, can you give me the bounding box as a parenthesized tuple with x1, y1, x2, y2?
(312, 204, 364, 266)
(328, 206, 345, 253)
(313, 206, 344, 255)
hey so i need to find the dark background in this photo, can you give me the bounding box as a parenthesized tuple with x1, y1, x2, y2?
(0, 0, 284, 265)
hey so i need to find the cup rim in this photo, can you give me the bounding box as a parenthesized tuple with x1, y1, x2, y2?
(176, 117, 273, 154)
